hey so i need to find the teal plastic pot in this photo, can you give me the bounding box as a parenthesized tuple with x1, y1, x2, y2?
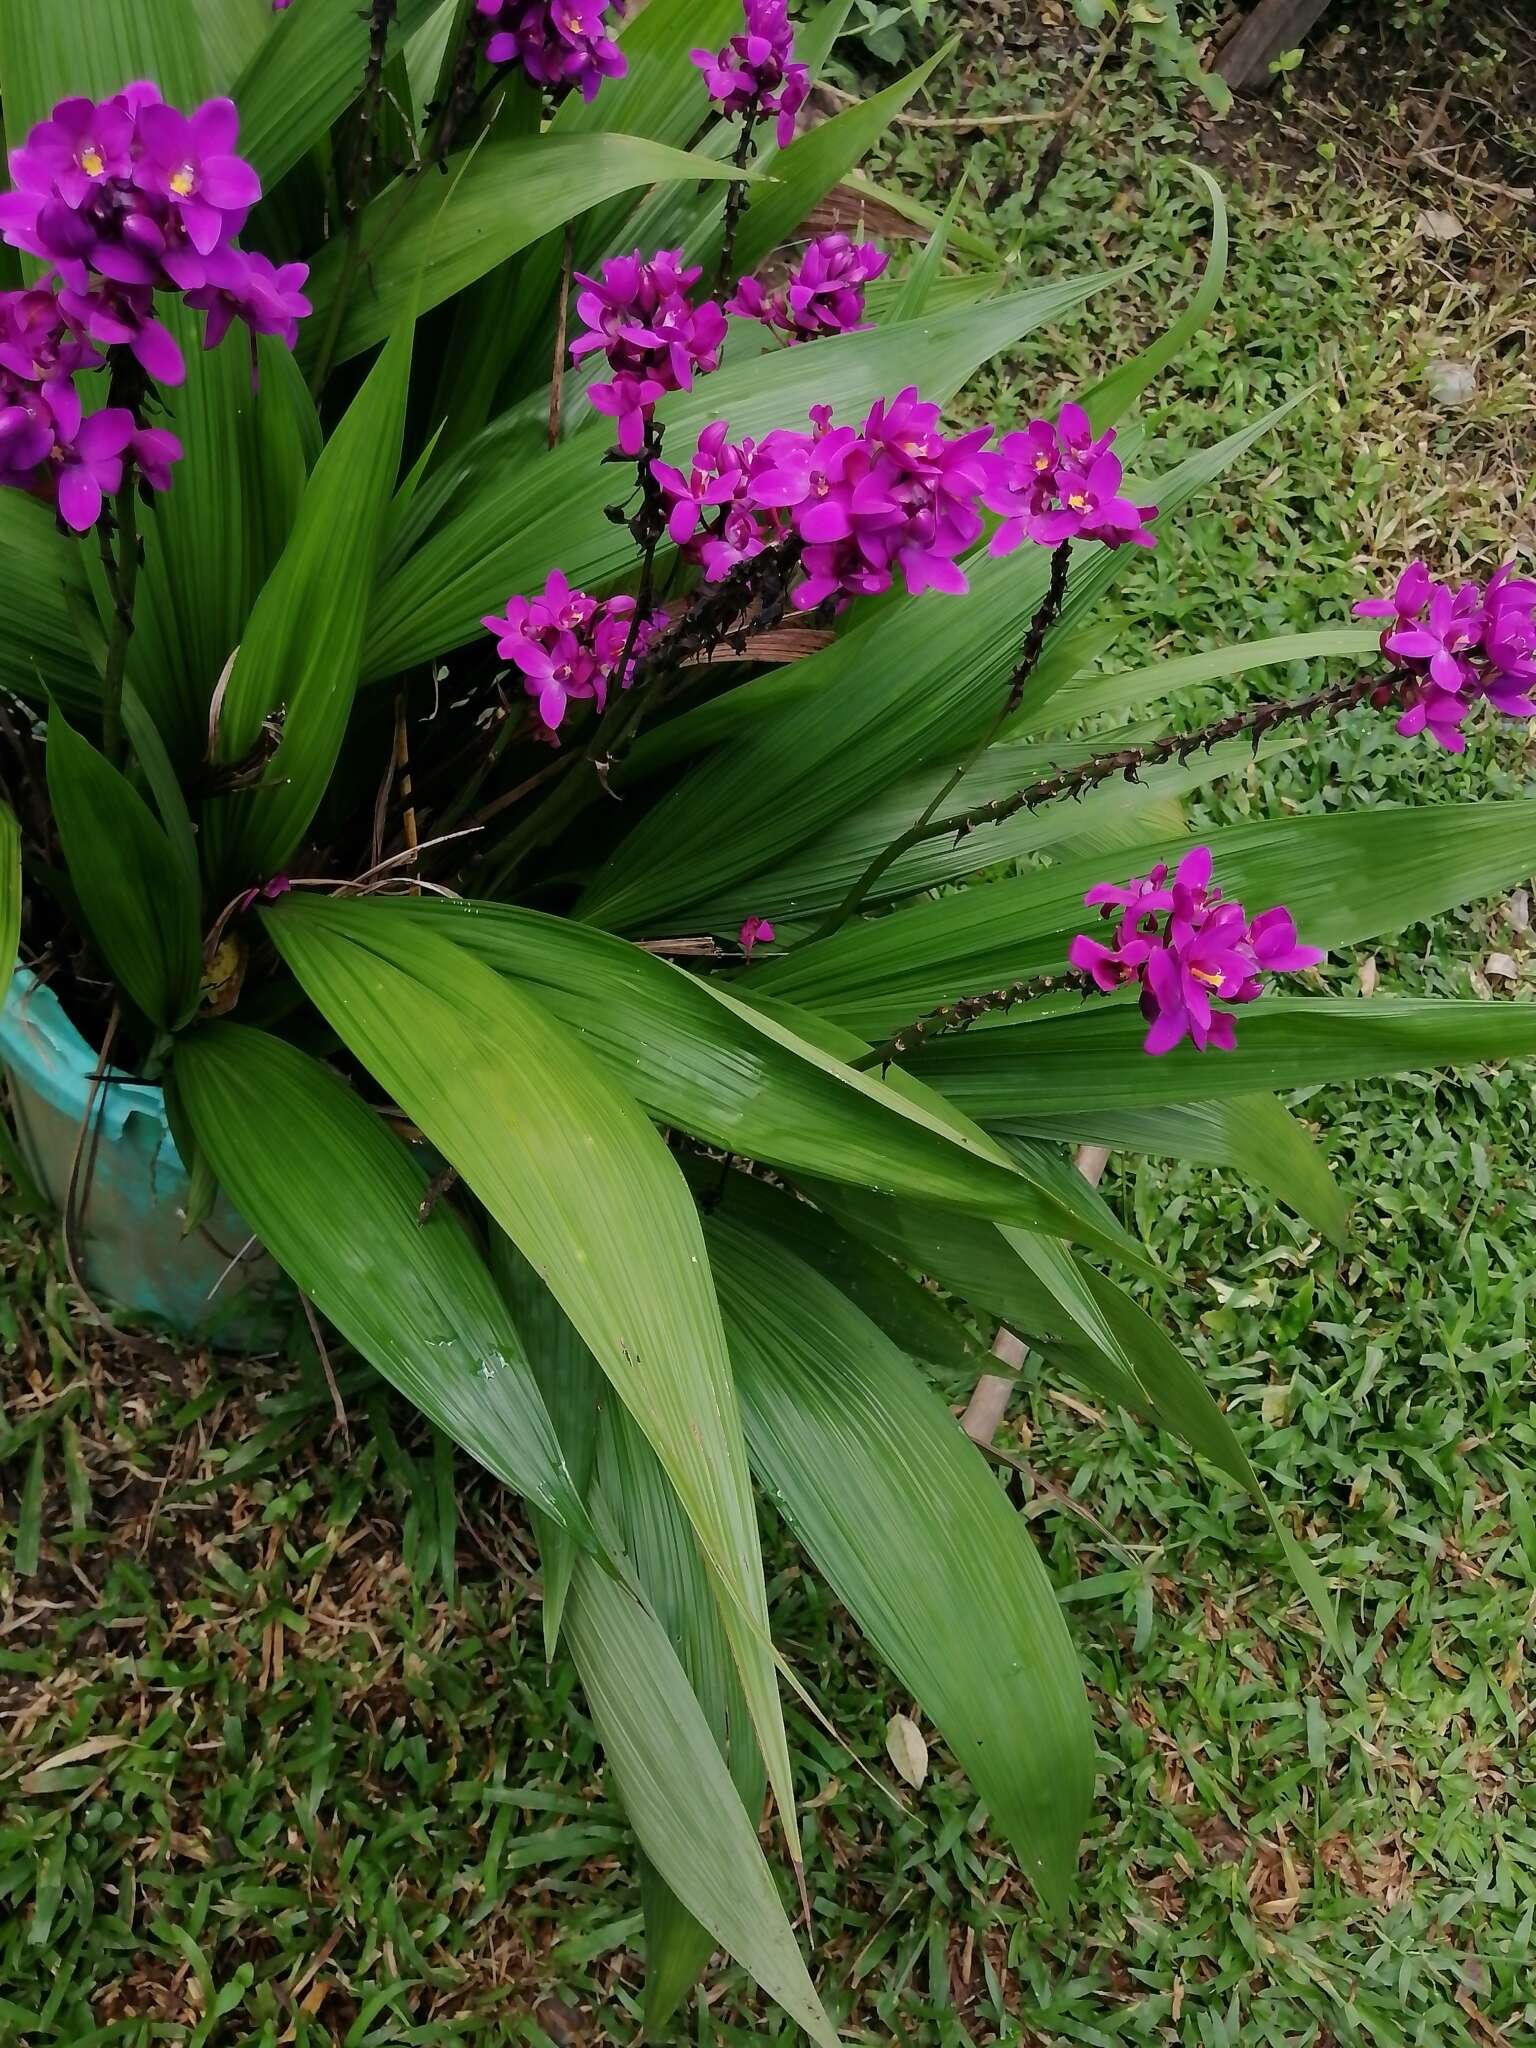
(0, 968, 287, 1346)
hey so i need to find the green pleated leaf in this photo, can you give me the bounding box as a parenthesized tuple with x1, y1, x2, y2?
(489, 1232, 602, 1661)
(692, 1167, 986, 1379)
(262, 894, 798, 1853)
(564, 1556, 836, 2048)
(578, 401, 1299, 932)
(45, 704, 200, 1030)
(708, 1213, 1095, 1909)
(173, 1024, 592, 1533)
(0, 0, 207, 143)
(299, 135, 753, 374)
(812, 1180, 1256, 1493)
(193, 0, 272, 91)
(132, 318, 315, 766)
(685, 731, 1298, 927)
(231, 0, 442, 188)
(0, 803, 19, 1017)
(916, 995, 1536, 1114)
(594, 1403, 764, 2031)
(752, 801, 1536, 1037)
(0, 496, 98, 719)
(732, 41, 953, 276)
(366, 272, 1117, 677)
(383, 897, 1143, 1259)
(207, 318, 411, 884)
(994, 1096, 1350, 1245)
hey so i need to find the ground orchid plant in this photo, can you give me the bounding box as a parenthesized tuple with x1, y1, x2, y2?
(2, 2, 1534, 2034)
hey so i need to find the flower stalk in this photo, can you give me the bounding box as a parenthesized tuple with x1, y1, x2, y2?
(309, 0, 397, 398)
(796, 539, 1073, 951)
(850, 970, 1079, 1072)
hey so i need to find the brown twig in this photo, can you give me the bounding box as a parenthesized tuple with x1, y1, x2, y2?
(309, 0, 398, 397)
(548, 222, 575, 448)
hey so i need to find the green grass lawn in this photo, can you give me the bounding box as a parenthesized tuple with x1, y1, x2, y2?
(4, 8, 1535, 2044)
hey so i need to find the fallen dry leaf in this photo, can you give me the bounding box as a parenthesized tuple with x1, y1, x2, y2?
(1483, 952, 1521, 980)
(1358, 954, 1379, 997)
(885, 1711, 929, 1789)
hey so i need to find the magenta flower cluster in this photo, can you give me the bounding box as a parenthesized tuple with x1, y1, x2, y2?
(728, 234, 888, 343)
(692, 1, 809, 149)
(1068, 847, 1323, 1055)
(476, 1, 627, 100)
(570, 248, 729, 457)
(0, 87, 306, 391)
(0, 287, 178, 529)
(982, 402, 1156, 553)
(1355, 559, 1536, 753)
(482, 569, 668, 733)
(653, 394, 1160, 612)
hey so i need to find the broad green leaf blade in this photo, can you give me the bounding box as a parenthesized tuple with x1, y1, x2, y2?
(579, 401, 1299, 932)
(686, 1165, 986, 1379)
(995, 1096, 1351, 1245)
(594, 1403, 764, 2031)
(489, 1232, 602, 1661)
(45, 704, 200, 1030)
(917, 995, 1536, 1113)
(119, 683, 198, 885)
(173, 1024, 592, 1533)
(299, 135, 752, 373)
(384, 897, 1144, 1259)
(564, 1556, 836, 2048)
(262, 895, 797, 1851)
(231, 0, 442, 188)
(0, 0, 207, 143)
(0, 496, 98, 719)
(732, 41, 953, 276)
(208, 319, 412, 884)
(685, 731, 1297, 926)
(752, 801, 1536, 1036)
(366, 273, 1117, 677)
(0, 803, 19, 1018)
(708, 1213, 1095, 1908)
(193, 0, 272, 91)
(1078, 167, 1228, 431)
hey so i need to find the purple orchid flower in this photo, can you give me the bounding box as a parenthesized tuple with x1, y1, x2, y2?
(478, 2, 627, 102)
(1356, 557, 1536, 751)
(727, 235, 888, 343)
(49, 381, 135, 531)
(483, 569, 666, 731)
(739, 916, 775, 956)
(1071, 847, 1324, 1056)
(692, 1, 810, 148)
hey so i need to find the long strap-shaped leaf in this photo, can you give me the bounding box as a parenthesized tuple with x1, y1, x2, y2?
(381, 896, 1142, 1261)
(594, 1403, 765, 2032)
(262, 896, 798, 1858)
(916, 993, 1536, 1113)
(299, 135, 756, 373)
(707, 1211, 1096, 1911)
(172, 1024, 592, 1533)
(489, 1231, 602, 1662)
(564, 1555, 837, 2048)
(751, 800, 1536, 1034)
(45, 705, 201, 1031)
(994, 1097, 1351, 1246)
(206, 317, 413, 887)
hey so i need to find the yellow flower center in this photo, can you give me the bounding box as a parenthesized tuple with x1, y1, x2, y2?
(170, 163, 197, 197)
(1191, 966, 1224, 988)
(79, 146, 104, 177)
(1066, 490, 1088, 510)
(1034, 452, 1052, 470)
